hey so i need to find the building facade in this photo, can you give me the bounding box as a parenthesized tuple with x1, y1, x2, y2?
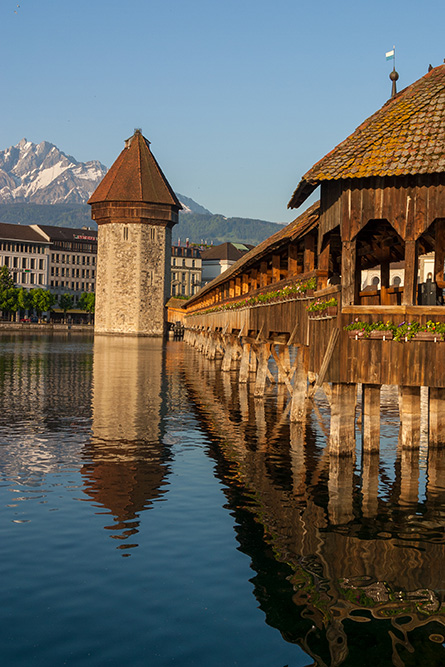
(171, 245, 202, 297)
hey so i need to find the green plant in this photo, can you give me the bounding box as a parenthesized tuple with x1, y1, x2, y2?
(306, 297, 338, 312)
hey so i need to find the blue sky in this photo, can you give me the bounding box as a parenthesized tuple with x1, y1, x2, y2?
(1, 0, 444, 222)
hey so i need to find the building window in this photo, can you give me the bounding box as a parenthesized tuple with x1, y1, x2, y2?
(39, 259, 44, 270)
(30, 273, 35, 284)
(22, 273, 27, 283)
(123, 227, 129, 241)
(38, 274, 43, 285)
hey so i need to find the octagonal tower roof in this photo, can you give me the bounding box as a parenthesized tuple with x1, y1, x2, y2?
(88, 130, 181, 209)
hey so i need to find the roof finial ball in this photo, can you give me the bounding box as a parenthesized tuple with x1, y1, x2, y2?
(390, 69, 399, 98)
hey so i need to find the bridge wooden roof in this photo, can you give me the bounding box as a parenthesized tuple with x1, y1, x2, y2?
(88, 130, 181, 209)
(289, 64, 445, 209)
(186, 201, 319, 306)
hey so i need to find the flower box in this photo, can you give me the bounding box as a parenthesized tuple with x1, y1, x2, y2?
(326, 306, 338, 317)
(369, 330, 393, 340)
(347, 330, 366, 339)
(413, 331, 443, 342)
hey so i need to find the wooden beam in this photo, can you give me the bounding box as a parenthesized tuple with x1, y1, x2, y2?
(307, 328, 339, 398)
(435, 219, 445, 288)
(402, 240, 418, 306)
(304, 235, 315, 273)
(288, 242, 299, 276)
(272, 254, 281, 283)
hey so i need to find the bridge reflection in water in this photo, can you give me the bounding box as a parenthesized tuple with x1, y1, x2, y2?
(181, 345, 445, 667)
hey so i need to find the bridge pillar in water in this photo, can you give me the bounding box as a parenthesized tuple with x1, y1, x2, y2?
(399, 385, 421, 449)
(239, 342, 251, 383)
(428, 387, 445, 447)
(290, 345, 309, 423)
(254, 343, 271, 397)
(361, 384, 381, 454)
(329, 383, 357, 455)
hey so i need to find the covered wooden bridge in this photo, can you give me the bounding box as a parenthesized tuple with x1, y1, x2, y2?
(181, 63, 445, 454)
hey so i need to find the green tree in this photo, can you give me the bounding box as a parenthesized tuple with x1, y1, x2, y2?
(78, 292, 95, 324)
(17, 288, 34, 317)
(0, 266, 18, 320)
(59, 293, 74, 323)
(32, 288, 56, 321)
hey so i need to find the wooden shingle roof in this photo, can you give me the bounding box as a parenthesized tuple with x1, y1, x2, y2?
(88, 130, 181, 209)
(185, 202, 319, 307)
(289, 64, 445, 209)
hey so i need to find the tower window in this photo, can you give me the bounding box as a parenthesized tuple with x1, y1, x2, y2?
(123, 227, 129, 241)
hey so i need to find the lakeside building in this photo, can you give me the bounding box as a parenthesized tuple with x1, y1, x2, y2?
(0, 221, 97, 305)
(0, 222, 50, 288)
(200, 242, 253, 285)
(171, 245, 202, 297)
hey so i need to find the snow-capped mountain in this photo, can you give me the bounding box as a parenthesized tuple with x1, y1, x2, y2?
(0, 138, 108, 204)
(0, 137, 214, 216)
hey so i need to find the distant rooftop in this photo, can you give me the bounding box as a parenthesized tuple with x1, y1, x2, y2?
(201, 242, 254, 262)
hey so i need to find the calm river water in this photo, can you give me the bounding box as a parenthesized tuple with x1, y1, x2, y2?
(0, 333, 444, 667)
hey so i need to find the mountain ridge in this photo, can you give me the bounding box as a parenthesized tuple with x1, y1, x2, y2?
(0, 139, 285, 245)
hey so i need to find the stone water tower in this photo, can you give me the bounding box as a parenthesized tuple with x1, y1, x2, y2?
(88, 130, 181, 336)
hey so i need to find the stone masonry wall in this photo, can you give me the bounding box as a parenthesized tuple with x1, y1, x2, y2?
(95, 222, 171, 336)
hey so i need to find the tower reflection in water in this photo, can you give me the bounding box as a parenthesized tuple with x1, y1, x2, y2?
(183, 348, 445, 667)
(82, 336, 170, 553)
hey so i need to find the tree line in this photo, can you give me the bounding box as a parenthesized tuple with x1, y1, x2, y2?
(0, 266, 95, 321)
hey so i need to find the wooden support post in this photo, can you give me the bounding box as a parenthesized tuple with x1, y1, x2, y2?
(288, 242, 299, 276)
(235, 276, 241, 297)
(361, 452, 379, 518)
(290, 345, 309, 423)
(399, 385, 421, 448)
(330, 383, 357, 455)
(254, 343, 270, 397)
(249, 347, 257, 373)
(341, 239, 360, 306)
(239, 343, 251, 383)
(242, 273, 249, 294)
(303, 235, 315, 273)
(435, 219, 445, 287)
(428, 387, 445, 447)
(402, 240, 418, 306)
(272, 254, 281, 283)
(380, 260, 390, 305)
(259, 261, 268, 287)
(317, 239, 330, 290)
(277, 345, 290, 385)
(207, 334, 217, 360)
(221, 337, 233, 372)
(362, 384, 381, 454)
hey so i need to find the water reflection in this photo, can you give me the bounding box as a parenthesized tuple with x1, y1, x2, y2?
(83, 336, 171, 552)
(183, 349, 445, 666)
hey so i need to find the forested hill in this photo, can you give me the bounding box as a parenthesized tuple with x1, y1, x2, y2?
(175, 212, 284, 245)
(0, 204, 285, 246)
